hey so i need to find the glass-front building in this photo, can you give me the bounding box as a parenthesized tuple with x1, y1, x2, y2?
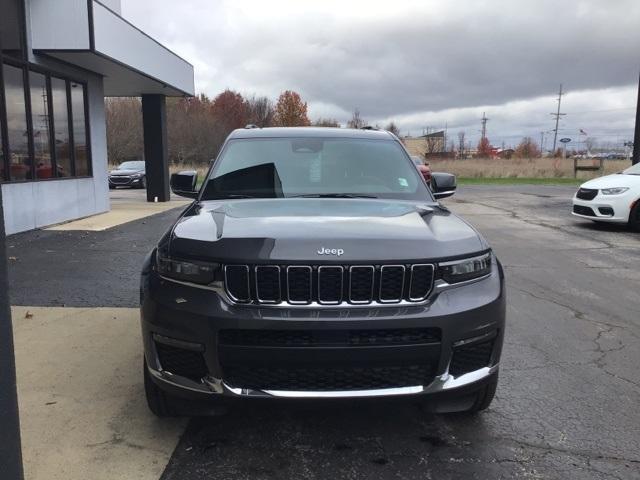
(0, 0, 194, 234)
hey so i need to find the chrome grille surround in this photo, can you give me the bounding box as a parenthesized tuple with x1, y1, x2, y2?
(255, 265, 281, 303)
(348, 265, 375, 304)
(224, 265, 251, 303)
(317, 265, 344, 305)
(223, 263, 436, 307)
(379, 265, 406, 303)
(408, 264, 435, 302)
(286, 265, 313, 305)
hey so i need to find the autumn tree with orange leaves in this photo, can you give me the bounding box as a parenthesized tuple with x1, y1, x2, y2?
(476, 137, 493, 158)
(274, 90, 311, 127)
(211, 89, 249, 135)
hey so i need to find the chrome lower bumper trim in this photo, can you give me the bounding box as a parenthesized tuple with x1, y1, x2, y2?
(148, 364, 499, 399)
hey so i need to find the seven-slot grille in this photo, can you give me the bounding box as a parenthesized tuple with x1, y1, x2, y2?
(224, 263, 435, 305)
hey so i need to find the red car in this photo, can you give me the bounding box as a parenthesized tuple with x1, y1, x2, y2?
(411, 155, 432, 184)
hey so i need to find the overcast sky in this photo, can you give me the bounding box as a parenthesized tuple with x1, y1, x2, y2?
(123, 0, 639, 149)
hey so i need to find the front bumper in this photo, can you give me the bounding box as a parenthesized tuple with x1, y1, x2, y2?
(572, 193, 634, 223)
(140, 256, 505, 400)
(108, 175, 143, 186)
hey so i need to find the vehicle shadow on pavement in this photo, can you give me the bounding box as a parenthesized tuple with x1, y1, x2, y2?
(160, 398, 505, 480)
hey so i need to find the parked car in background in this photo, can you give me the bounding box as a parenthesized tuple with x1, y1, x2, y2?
(140, 127, 505, 417)
(411, 155, 432, 184)
(572, 162, 640, 231)
(108, 160, 146, 189)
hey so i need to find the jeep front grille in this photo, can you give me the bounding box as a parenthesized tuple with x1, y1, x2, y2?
(224, 263, 435, 306)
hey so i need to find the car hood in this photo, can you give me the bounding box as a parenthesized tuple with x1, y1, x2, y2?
(109, 169, 144, 176)
(580, 173, 640, 189)
(167, 198, 487, 263)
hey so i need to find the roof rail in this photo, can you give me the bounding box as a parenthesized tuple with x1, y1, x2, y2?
(244, 124, 258, 129)
(361, 126, 379, 130)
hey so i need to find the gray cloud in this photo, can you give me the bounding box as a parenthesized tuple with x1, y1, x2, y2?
(123, 0, 638, 146)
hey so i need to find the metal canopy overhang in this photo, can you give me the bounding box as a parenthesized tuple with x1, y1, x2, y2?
(40, 50, 191, 97)
(30, 0, 195, 97)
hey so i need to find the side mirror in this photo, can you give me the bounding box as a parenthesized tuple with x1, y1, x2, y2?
(170, 170, 199, 199)
(431, 172, 456, 199)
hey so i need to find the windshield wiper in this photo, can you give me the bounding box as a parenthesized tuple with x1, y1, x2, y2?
(289, 193, 378, 199)
(212, 194, 261, 199)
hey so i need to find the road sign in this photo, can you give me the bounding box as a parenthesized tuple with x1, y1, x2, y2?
(559, 138, 571, 143)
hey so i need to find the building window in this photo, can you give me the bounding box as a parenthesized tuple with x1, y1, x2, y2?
(30, 71, 53, 179)
(3, 63, 30, 181)
(51, 77, 71, 177)
(0, 62, 91, 183)
(70, 83, 90, 177)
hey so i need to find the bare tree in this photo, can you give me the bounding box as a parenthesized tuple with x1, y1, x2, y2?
(247, 95, 274, 127)
(105, 97, 143, 165)
(347, 108, 366, 129)
(384, 121, 400, 137)
(457, 131, 466, 158)
(314, 118, 340, 127)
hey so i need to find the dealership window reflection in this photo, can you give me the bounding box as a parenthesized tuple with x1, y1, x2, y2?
(51, 77, 71, 177)
(30, 71, 53, 179)
(3, 63, 31, 181)
(71, 83, 89, 176)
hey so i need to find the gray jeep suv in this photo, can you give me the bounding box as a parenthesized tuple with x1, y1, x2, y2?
(140, 127, 505, 416)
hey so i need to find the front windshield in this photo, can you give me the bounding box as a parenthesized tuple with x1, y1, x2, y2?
(201, 137, 432, 201)
(118, 161, 144, 170)
(622, 163, 640, 175)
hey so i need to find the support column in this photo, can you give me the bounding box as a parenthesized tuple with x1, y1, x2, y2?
(142, 94, 170, 201)
(633, 72, 640, 165)
(0, 188, 24, 480)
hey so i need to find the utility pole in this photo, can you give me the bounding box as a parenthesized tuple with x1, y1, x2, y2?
(550, 84, 566, 154)
(540, 131, 545, 153)
(0, 187, 25, 480)
(481, 112, 489, 140)
(633, 72, 640, 165)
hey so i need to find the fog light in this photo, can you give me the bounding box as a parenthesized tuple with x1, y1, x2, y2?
(598, 207, 614, 216)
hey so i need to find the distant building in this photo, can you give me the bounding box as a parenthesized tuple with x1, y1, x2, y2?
(403, 131, 447, 158)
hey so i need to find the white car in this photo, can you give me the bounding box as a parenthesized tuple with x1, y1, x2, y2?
(572, 162, 640, 231)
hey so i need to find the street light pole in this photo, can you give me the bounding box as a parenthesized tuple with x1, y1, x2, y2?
(633, 72, 640, 165)
(0, 187, 24, 480)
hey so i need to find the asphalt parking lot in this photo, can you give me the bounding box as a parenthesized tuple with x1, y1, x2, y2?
(8, 185, 640, 480)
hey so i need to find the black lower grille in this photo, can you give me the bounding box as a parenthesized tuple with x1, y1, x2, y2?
(573, 205, 596, 216)
(219, 328, 441, 347)
(576, 188, 598, 200)
(155, 342, 208, 381)
(449, 340, 494, 376)
(223, 364, 434, 391)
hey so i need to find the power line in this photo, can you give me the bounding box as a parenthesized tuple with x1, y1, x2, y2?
(550, 84, 566, 153)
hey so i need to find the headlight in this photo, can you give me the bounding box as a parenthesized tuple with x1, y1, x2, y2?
(439, 252, 492, 284)
(155, 249, 218, 284)
(132, 173, 143, 178)
(601, 187, 629, 195)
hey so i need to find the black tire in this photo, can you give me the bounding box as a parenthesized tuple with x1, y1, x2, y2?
(143, 359, 179, 418)
(629, 201, 640, 232)
(467, 374, 498, 413)
(138, 176, 147, 189)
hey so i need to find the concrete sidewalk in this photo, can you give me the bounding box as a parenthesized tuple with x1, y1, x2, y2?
(47, 190, 189, 231)
(12, 306, 186, 480)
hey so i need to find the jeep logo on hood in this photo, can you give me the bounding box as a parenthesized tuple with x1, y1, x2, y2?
(317, 247, 344, 256)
